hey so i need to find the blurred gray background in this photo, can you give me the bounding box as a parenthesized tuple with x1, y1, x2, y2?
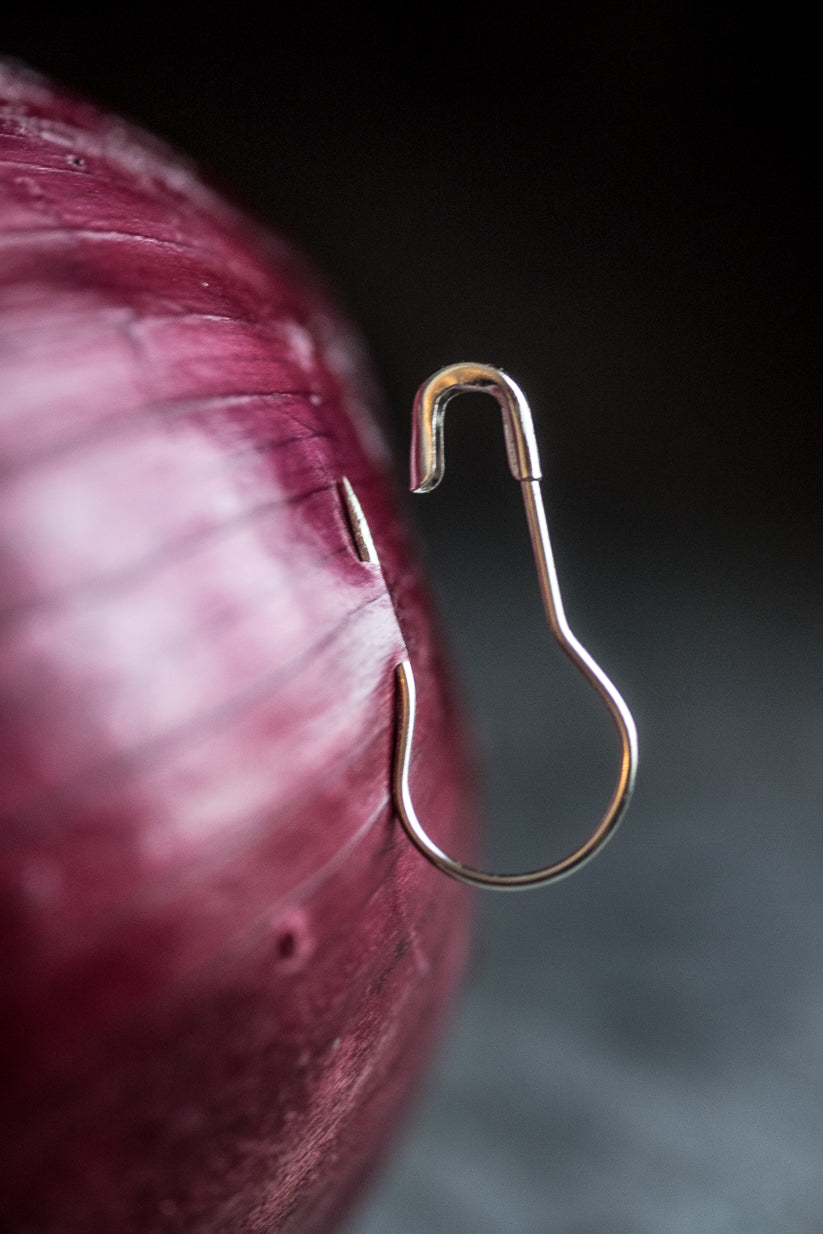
(6, 7, 822, 1230)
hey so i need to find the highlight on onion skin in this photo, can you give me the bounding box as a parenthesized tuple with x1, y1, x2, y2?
(0, 61, 475, 1234)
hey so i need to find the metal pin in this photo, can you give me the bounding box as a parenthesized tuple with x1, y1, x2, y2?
(394, 363, 638, 890)
(340, 476, 379, 564)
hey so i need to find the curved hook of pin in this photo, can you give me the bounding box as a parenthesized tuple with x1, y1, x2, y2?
(394, 362, 638, 890)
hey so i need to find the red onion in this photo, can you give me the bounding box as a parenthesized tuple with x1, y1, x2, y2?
(0, 61, 474, 1234)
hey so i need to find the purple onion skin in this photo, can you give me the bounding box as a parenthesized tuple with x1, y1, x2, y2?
(0, 62, 474, 1234)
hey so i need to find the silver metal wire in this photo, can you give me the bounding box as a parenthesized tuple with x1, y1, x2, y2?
(394, 363, 638, 889)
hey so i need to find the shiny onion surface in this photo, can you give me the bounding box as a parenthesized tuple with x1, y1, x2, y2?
(0, 61, 474, 1234)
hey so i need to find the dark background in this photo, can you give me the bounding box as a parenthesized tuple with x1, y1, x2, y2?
(4, 8, 822, 1231)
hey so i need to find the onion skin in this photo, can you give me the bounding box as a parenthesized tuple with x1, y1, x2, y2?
(0, 62, 474, 1234)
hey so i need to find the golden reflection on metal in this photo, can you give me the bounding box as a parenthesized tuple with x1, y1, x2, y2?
(394, 363, 638, 890)
(340, 476, 379, 564)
